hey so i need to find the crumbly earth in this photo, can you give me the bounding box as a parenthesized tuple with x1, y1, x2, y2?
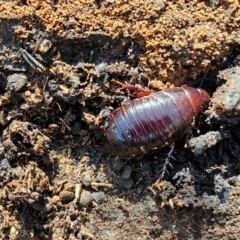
(0, 0, 240, 239)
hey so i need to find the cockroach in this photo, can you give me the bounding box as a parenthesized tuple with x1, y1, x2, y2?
(103, 81, 210, 161)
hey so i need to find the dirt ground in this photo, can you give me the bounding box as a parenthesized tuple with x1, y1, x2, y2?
(1, 0, 240, 239)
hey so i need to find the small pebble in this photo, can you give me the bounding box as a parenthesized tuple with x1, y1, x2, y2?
(91, 191, 105, 204)
(59, 190, 75, 201)
(7, 73, 27, 92)
(118, 178, 134, 189)
(52, 195, 60, 204)
(121, 164, 132, 180)
(79, 190, 93, 206)
(82, 173, 92, 187)
(111, 157, 125, 172)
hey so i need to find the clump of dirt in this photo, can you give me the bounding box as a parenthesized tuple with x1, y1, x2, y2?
(188, 131, 227, 155)
(206, 66, 240, 125)
(1, 0, 240, 239)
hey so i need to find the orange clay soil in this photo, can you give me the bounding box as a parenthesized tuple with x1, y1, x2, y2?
(1, 0, 240, 86)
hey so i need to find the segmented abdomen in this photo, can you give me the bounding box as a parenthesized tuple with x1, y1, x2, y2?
(104, 85, 210, 157)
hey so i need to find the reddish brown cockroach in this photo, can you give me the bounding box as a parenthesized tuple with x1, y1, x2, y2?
(103, 82, 210, 159)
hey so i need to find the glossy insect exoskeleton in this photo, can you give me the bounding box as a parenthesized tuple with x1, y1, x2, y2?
(103, 85, 210, 158)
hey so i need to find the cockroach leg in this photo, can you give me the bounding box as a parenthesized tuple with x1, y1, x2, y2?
(158, 144, 175, 180)
(111, 79, 153, 97)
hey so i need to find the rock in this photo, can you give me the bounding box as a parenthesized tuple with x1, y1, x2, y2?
(7, 73, 27, 92)
(121, 164, 132, 180)
(91, 191, 105, 204)
(111, 157, 125, 172)
(118, 178, 134, 189)
(79, 190, 93, 206)
(59, 190, 75, 202)
(82, 173, 92, 187)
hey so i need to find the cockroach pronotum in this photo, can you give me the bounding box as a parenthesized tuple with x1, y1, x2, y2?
(103, 81, 210, 177)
